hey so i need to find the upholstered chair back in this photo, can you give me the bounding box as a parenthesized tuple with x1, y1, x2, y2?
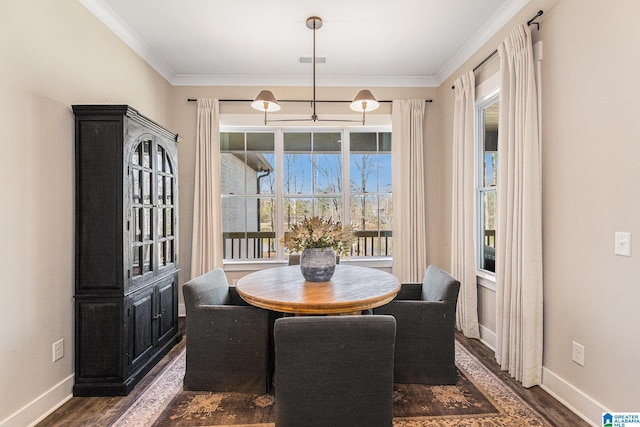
(422, 264, 461, 303)
(183, 268, 230, 309)
(373, 264, 461, 384)
(183, 268, 270, 393)
(274, 315, 396, 427)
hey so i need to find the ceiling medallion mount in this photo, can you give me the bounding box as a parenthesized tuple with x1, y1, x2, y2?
(251, 16, 379, 125)
(306, 16, 323, 30)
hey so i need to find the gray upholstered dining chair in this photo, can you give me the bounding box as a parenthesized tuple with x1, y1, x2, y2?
(182, 268, 270, 393)
(373, 264, 460, 384)
(273, 315, 396, 427)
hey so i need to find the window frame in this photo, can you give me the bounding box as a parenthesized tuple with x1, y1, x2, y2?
(475, 90, 499, 278)
(220, 125, 392, 264)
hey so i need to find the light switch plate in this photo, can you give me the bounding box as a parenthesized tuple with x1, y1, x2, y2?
(572, 341, 585, 366)
(615, 232, 631, 256)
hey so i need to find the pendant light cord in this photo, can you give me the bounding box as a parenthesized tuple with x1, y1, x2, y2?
(312, 18, 318, 121)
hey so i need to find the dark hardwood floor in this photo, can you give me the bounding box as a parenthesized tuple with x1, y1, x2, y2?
(455, 332, 591, 427)
(38, 319, 590, 426)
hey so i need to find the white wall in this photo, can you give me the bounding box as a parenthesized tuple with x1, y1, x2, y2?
(538, 0, 640, 419)
(441, 0, 640, 425)
(0, 1, 173, 426)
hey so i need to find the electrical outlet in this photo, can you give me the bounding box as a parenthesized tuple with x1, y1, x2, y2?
(52, 338, 64, 363)
(572, 341, 585, 366)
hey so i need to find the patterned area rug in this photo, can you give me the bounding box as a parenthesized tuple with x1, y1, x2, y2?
(112, 341, 552, 427)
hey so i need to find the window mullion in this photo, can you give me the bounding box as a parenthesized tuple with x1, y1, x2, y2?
(310, 132, 316, 213)
(275, 128, 285, 260)
(342, 129, 350, 226)
(243, 133, 248, 260)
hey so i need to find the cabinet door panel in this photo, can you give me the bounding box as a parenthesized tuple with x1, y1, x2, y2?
(76, 120, 123, 291)
(129, 288, 154, 367)
(157, 277, 177, 343)
(76, 299, 122, 379)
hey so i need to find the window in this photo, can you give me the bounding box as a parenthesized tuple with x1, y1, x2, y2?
(476, 93, 499, 273)
(283, 132, 342, 227)
(220, 128, 392, 261)
(220, 132, 276, 260)
(349, 132, 392, 256)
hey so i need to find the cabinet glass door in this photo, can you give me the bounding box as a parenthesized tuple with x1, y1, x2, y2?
(156, 144, 176, 269)
(130, 138, 176, 281)
(131, 139, 154, 279)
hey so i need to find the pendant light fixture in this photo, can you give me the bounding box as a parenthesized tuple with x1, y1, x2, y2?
(350, 89, 380, 123)
(250, 90, 281, 125)
(251, 16, 380, 125)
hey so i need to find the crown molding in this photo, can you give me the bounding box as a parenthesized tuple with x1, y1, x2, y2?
(78, 0, 177, 83)
(171, 74, 438, 88)
(434, 0, 531, 85)
(79, 0, 529, 88)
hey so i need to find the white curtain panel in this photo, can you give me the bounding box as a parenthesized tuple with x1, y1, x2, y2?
(451, 71, 480, 339)
(391, 100, 428, 283)
(495, 24, 543, 388)
(190, 98, 224, 278)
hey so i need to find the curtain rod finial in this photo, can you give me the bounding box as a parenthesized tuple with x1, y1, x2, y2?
(527, 10, 543, 29)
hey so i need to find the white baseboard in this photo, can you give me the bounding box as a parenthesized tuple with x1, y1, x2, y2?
(4, 307, 180, 427)
(473, 324, 603, 427)
(478, 324, 496, 351)
(0, 374, 73, 427)
(541, 366, 607, 427)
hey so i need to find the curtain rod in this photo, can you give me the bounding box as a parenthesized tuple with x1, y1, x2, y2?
(451, 10, 543, 90)
(473, 50, 498, 73)
(527, 10, 543, 30)
(187, 98, 432, 103)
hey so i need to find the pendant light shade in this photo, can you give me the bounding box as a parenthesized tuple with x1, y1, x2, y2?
(350, 89, 380, 112)
(251, 90, 281, 112)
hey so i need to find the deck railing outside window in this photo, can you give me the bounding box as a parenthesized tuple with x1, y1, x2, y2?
(223, 230, 392, 260)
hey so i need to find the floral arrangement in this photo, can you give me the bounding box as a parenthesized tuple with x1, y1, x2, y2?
(280, 216, 355, 256)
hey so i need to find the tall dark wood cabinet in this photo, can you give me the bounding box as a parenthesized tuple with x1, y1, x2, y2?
(73, 105, 181, 396)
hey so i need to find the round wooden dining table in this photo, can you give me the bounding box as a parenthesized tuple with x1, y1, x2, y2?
(235, 264, 400, 315)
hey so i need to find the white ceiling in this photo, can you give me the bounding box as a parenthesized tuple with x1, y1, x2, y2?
(79, 0, 530, 87)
